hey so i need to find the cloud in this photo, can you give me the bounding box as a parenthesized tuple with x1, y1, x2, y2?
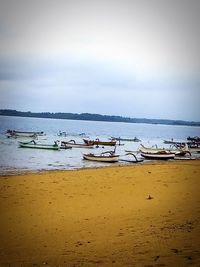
(0, 0, 200, 76)
(0, 0, 200, 121)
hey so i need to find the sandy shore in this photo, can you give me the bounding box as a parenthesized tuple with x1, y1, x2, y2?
(0, 161, 200, 267)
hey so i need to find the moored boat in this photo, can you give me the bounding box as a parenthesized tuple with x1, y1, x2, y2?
(187, 136, 200, 142)
(19, 140, 59, 150)
(83, 138, 116, 146)
(83, 151, 119, 163)
(7, 130, 45, 136)
(163, 139, 182, 145)
(7, 133, 37, 139)
(7, 130, 45, 139)
(111, 136, 141, 142)
(61, 140, 94, 148)
(58, 131, 67, 137)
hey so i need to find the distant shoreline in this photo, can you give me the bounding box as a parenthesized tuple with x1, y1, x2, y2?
(0, 109, 200, 127)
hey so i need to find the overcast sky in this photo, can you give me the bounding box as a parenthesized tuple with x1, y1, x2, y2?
(0, 0, 200, 121)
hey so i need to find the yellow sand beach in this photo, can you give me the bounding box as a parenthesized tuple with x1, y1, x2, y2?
(0, 161, 200, 267)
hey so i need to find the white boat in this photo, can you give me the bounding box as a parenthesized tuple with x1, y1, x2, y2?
(83, 151, 119, 162)
(139, 144, 190, 156)
(141, 151, 175, 160)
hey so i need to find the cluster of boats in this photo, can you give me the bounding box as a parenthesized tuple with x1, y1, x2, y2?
(163, 137, 200, 153)
(6, 129, 200, 163)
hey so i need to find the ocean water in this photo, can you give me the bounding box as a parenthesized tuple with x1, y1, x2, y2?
(0, 115, 200, 174)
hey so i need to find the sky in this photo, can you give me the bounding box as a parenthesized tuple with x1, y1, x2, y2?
(0, 0, 200, 121)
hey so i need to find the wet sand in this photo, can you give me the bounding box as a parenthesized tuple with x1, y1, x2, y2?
(0, 161, 200, 267)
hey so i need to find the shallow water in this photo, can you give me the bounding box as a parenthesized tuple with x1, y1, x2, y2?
(0, 115, 200, 174)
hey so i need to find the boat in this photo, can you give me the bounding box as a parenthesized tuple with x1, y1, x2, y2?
(58, 131, 67, 137)
(7, 132, 37, 139)
(163, 140, 189, 147)
(140, 151, 175, 160)
(19, 140, 60, 150)
(187, 136, 200, 142)
(7, 130, 45, 138)
(61, 140, 94, 148)
(83, 138, 116, 146)
(163, 140, 177, 145)
(139, 144, 190, 156)
(7, 130, 45, 136)
(111, 137, 141, 142)
(83, 151, 119, 163)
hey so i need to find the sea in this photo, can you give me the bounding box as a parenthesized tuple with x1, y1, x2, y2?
(0, 115, 200, 175)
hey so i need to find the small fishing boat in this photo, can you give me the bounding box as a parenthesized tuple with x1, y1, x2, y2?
(140, 151, 175, 160)
(61, 140, 94, 148)
(163, 139, 188, 146)
(83, 138, 116, 146)
(7, 133, 37, 139)
(163, 139, 178, 144)
(139, 144, 190, 156)
(19, 140, 60, 150)
(83, 151, 119, 163)
(58, 131, 67, 137)
(187, 136, 200, 142)
(7, 130, 45, 138)
(111, 137, 141, 142)
(7, 130, 45, 136)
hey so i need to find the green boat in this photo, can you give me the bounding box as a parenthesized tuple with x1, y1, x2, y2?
(19, 140, 60, 150)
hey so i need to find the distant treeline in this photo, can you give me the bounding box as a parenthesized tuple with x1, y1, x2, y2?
(0, 109, 200, 126)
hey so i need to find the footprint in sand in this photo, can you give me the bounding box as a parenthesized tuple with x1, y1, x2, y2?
(171, 248, 181, 254)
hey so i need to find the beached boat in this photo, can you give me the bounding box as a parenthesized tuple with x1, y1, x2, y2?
(83, 138, 116, 146)
(61, 140, 94, 148)
(19, 140, 59, 150)
(139, 144, 190, 156)
(83, 151, 119, 163)
(140, 151, 175, 160)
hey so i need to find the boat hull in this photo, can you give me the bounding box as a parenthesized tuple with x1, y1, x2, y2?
(141, 152, 175, 160)
(19, 143, 59, 150)
(111, 137, 141, 142)
(61, 141, 93, 148)
(83, 154, 119, 162)
(139, 145, 188, 156)
(7, 133, 37, 138)
(83, 139, 116, 146)
(7, 130, 45, 137)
